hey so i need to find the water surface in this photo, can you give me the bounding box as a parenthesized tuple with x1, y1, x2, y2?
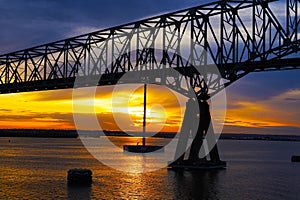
(1, 137, 300, 199)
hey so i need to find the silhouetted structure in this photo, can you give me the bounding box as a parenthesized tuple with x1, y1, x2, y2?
(67, 169, 92, 185)
(123, 84, 165, 153)
(291, 156, 300, 162)
(1, 0, 300, 169)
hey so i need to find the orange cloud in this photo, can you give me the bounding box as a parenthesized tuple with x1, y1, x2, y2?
(225, 89, 300, 132)
(1, 83, 299, 135)
(0, 84, 184, 132)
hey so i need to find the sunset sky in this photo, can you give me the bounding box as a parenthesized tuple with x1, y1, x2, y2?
(0, 0, 300, 135)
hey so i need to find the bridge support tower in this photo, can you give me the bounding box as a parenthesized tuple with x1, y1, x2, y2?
(169, 98, 226, 170)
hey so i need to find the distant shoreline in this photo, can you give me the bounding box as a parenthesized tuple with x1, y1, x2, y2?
(0, 129, 79, 138)
(219, 133, 300, 142)
(0, 129, 300, 142)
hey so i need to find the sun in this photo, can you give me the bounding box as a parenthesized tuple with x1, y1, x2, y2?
(95, 83, 184, 132)
(126, 86, 167, 128)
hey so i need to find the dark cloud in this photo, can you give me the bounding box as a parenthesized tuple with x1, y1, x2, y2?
(225, 118, 271, 128)
(0, 0, 203, 53)
(227, 70, 300, 102)
(223, 125, 300, 135)
(226, 102, 244, 110)
(285, 97, 300, 101)
(0, 111, 73, 124)
(0, 109, 13, 112)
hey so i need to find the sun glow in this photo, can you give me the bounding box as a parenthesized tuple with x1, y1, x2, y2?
(95, 84, 184, 132)
(2, 82, 299, 134)
(0, 85, 184, 131)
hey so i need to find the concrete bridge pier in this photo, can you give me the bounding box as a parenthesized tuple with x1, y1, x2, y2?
(169, 99, 226, 170)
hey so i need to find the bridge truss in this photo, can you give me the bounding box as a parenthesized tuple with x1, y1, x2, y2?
(0, 0, 300, 168)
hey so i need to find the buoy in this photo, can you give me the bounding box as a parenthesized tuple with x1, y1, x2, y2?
(291, 156, 300, 162)
(67, 169, 92, 185)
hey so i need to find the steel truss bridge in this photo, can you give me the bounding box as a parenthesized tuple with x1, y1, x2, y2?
(1, 0, 300, 169)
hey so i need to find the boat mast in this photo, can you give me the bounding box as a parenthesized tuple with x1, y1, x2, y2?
(142, 83, 147, 146)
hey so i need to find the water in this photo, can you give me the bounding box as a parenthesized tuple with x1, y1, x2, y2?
(1, 137, 300, 199)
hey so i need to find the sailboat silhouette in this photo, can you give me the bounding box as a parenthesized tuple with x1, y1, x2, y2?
(123, 84, 164, 153)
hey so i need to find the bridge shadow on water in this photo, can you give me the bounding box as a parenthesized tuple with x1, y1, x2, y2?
(167, 169, 225, 200)
(65, 169, 225, 199)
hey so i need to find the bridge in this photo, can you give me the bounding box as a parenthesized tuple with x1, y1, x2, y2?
(1, 0, 300, 169)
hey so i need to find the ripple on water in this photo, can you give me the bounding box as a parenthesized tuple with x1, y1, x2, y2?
(1, 138, 300, 199)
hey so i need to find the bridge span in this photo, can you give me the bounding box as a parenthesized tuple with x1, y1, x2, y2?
(1, 0, 300, 169)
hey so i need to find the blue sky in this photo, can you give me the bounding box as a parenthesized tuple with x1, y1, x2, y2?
(0, 0, 202, 53)
(0, 0, 300, 134)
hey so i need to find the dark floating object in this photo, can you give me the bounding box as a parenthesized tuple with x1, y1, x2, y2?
(123, 145, 164, 153)
(291, 156, 300, 162)
(67, 169, 92, 185)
